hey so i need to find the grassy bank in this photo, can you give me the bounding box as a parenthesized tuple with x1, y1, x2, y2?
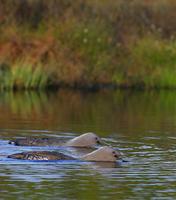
(1, 0, 176, 90)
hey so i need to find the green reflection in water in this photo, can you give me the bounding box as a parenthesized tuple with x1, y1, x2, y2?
(0, 90, 176, 137)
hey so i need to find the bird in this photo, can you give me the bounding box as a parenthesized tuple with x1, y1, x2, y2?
(7, 146, 121, 162)
(8, 132, 103, 147)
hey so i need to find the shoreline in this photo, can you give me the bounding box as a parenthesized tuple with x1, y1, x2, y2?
(4, 82, 176, 92)
(1, 1, 176, 90)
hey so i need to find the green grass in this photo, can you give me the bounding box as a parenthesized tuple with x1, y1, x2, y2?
(0, 62, 49, 90)
(129, 37, 176, 88)
(112, 36, 176, 89)
(1, 0, 176, 90)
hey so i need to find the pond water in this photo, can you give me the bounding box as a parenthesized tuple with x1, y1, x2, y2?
(1, 89, 176, 200)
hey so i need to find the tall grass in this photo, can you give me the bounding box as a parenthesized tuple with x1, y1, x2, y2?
(1, 0, 176, 89)
(127, 37, 176, 88)
(0, 62, 49, 90)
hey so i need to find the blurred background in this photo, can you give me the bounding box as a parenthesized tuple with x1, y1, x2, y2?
(1, 0, 176, 90)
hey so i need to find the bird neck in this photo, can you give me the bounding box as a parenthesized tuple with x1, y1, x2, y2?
(65, 137, 82, 147)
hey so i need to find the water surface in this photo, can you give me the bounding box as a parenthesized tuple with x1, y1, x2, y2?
(1, 90, 176, 199)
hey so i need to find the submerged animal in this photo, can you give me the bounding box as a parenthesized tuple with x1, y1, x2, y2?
(7, 146, 121, 162)
(8, 132, 102, 147)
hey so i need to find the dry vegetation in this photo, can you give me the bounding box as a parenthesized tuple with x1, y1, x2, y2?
(0, 0, 176, 89)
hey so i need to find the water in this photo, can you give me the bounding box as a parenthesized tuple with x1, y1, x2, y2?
(1, 89, 176, 200)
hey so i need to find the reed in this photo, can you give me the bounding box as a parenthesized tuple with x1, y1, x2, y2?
(0, 62, 49, 90)
(1, 0, 176, 90)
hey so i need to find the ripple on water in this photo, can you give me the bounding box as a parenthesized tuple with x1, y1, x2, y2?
(1, 130, 176, 199)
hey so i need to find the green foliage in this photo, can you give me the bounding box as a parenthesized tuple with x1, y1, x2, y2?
(124, 37, 176, 88)
(0, 62, 49, 90)
(1, 0, 176, 89)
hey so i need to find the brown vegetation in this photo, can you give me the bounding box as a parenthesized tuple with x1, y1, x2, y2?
(0, 0, 176, 89)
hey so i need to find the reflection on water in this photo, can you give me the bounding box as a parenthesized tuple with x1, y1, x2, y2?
(1, 90, 176, 199)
